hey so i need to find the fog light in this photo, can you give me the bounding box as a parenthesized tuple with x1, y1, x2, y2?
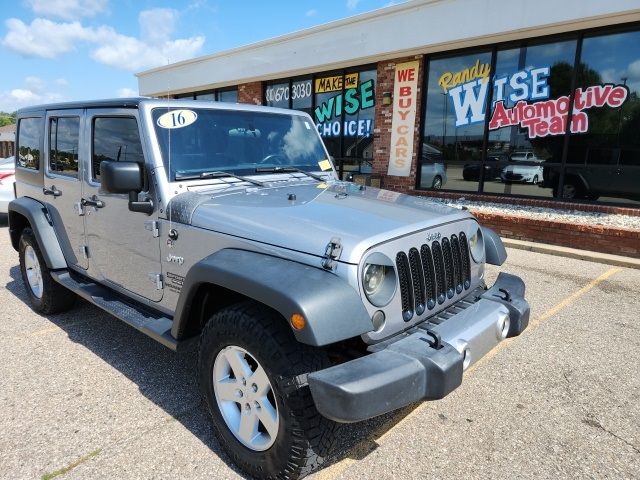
(497, 314, 510, 340)
(462, 347, 471, 370)
(290, 313, 306, 331)
(372, 310, 386, 332)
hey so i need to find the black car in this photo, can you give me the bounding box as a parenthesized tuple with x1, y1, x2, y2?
(462, 154, 504, 181)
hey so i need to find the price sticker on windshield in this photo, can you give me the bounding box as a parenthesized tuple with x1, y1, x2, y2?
(157, 109, 198, 129)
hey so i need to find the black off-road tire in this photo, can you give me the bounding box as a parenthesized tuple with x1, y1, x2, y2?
(198, 301, 339, 479)
(18, 228, 76, 314)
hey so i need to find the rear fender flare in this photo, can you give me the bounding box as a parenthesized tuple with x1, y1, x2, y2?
(8, 197, 67, 269)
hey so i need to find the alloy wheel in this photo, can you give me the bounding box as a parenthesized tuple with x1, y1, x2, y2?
(213, 345, 279, 451)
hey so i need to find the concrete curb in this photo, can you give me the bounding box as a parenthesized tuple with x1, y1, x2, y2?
(503, 238, 640, 270)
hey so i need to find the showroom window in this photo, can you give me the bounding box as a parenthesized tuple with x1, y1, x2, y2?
(421, 51, 492, 191)
(314, 68, 376, 178)
(176, 87, 238, 102)
(565, 29, 640, 204)
(419, 25, 640, 206)
(484, 39, 577, 198)
(264, 77, 313, 115)
(264, 67, 376, 178)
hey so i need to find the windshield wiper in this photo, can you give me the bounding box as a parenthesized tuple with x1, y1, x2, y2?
(255, 166, 326, 182)
(175, 170, 264, 187)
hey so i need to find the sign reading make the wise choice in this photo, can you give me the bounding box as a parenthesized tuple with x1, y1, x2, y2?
(388, 60, 419, 177)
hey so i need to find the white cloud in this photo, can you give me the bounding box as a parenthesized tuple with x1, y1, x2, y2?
(2, 8, 205, 71)
(25, 0, 107, 21)
(55, 78, 69, 86)
(116, 87, 138, 98)
(305, 9, 318, 17)
(139, 8, 176, 46)
(2, 18, 101, 58)
(0, 77, 63, 112)
(346, 0, 361, 10)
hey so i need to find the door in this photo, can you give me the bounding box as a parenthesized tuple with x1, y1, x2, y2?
(43, 111, 87, 269)
(82, 110, 163, 301)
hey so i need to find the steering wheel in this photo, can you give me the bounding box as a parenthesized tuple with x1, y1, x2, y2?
(260, 154, 286, 165)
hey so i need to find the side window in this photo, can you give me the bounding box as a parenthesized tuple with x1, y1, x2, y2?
(17, 117, 42, 170)
(92, 117, 144, 181)
(49, 117, 80, 178)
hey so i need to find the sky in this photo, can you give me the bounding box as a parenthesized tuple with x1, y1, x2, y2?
(0, 0, 405, 113)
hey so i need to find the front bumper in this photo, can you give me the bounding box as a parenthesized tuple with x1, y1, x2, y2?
(308, 272, 529, 423)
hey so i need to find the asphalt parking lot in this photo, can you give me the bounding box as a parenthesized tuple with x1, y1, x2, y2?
(0, 216, 639, 480)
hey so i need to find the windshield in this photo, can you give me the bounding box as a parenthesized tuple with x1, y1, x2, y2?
(152, 108, 330, 181)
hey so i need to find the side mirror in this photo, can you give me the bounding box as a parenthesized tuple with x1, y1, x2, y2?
(100, 161, 153, 215)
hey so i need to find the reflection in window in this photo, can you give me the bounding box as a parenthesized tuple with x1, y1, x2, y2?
(487, 40, 577, 165)
(265, 82, 289, 109)
(218, 89, 238, 103)
(422, 52, 491, 191)
(564, 30, 640, 204)
(292, 79, 313, 115)
(152, 108, 327, 180)
(195, 92, 215, 101)
(17, 117, 42, 170)
(92, 117, 144, 180)
(49, 117, 80, 178)
(314, 70, 376, 178)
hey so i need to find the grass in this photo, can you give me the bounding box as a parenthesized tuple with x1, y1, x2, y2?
(41, 448, 102, 480)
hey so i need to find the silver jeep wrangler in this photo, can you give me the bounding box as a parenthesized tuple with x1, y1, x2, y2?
(9, 99, 529, 479)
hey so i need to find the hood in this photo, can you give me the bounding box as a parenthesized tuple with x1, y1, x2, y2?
(170, 180, 472, 264)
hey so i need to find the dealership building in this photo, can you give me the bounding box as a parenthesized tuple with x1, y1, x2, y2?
(137, 0, 640, 214)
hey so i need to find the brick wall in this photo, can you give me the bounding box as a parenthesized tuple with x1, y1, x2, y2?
(371, 55, 424, 192)
(473, 211, 640, 258)
(238, 82, 263, 105)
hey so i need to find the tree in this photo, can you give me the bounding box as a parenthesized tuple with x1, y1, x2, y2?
(0, 111, 16, 127)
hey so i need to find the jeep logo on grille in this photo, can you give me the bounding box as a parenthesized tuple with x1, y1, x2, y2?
(425, 232, 441, 242)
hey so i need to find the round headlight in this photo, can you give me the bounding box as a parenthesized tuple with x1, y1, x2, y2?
(361, 253, 396, 307)
(469, 227, 485, 263)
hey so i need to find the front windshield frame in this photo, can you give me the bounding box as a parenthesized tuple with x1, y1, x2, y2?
(151, 106, 334, 182)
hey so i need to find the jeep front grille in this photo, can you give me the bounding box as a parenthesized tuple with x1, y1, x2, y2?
(396, 232, 472, 322)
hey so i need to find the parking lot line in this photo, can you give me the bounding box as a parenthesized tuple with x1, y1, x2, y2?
(316, 266, 622, 480)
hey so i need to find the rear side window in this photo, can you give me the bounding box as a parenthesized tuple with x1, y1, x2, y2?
(49, 117, 80, 178)
(92, 117, 144, 181)
(17, 117, 42, 170)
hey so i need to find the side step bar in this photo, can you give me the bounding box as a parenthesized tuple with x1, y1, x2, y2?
(51, 271, 178, 351)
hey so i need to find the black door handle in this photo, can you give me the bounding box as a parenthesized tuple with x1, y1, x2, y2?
(43, 185, 62, 197)
(81, 196, 105, 208)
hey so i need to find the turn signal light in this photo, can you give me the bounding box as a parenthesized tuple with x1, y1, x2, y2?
(290, 313, 306, 331)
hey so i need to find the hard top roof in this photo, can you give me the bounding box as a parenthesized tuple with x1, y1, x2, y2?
(16, 97, 309, 118)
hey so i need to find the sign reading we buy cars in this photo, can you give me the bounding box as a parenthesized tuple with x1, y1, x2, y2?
(388, 61, 419, 177)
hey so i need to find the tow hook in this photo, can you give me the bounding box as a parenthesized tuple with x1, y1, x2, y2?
(494, 287, 511, 302)
(422, 329, 443, 350)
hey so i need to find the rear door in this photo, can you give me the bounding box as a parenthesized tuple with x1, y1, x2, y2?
(82, 110, 163, 301)
(43, 110, 87, 269)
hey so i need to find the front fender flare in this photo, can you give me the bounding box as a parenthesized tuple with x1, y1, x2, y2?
(8, 197, 67, 269)
(172, 249, 374, 346)
(483, 227, 507, 266)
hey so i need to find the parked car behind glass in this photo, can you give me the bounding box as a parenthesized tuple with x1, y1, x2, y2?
(501, 151, 543, 184)
(420, 143, 447, 189)
(463, 153, 505, 181)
